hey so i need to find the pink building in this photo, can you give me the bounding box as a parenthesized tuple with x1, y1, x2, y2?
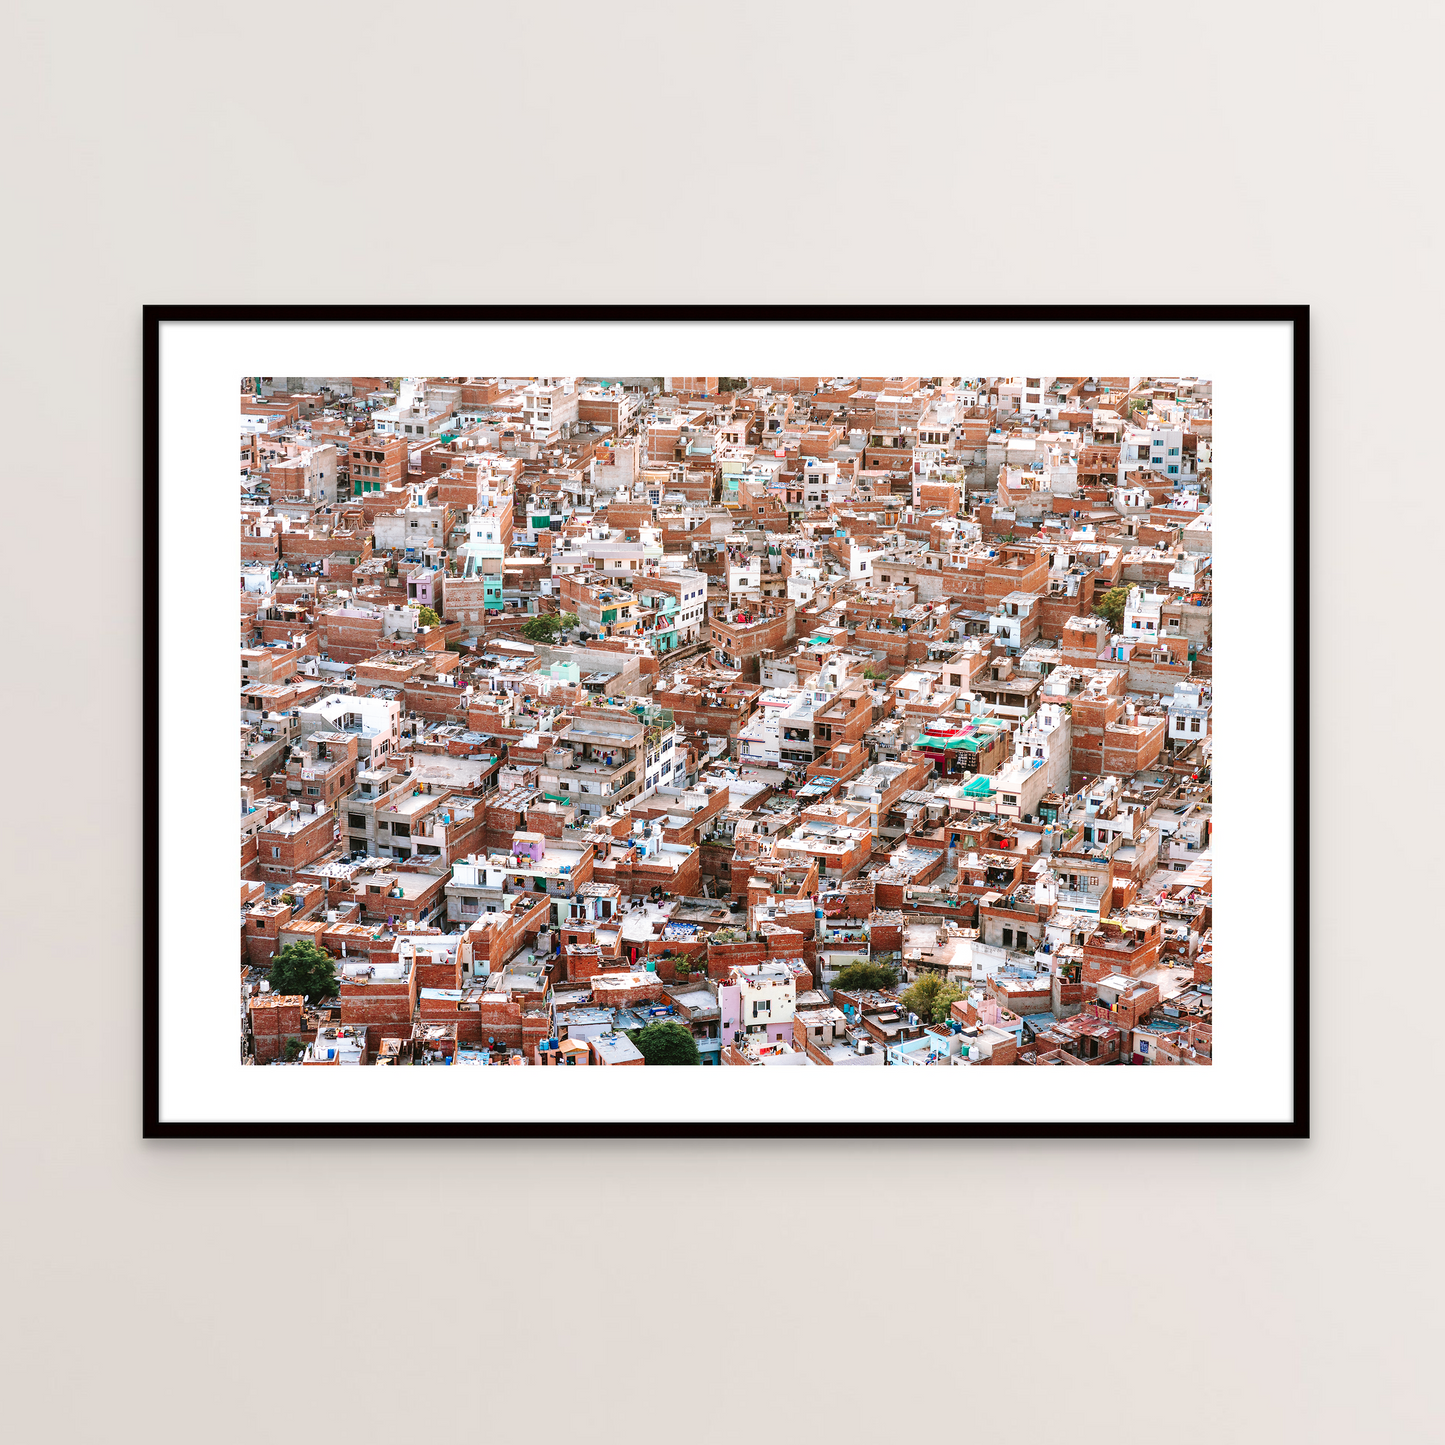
(719, 963, 798, 1049)
(407, 565, 442, 609)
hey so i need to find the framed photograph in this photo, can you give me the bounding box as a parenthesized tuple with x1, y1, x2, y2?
(144, 305, 1308, 1138)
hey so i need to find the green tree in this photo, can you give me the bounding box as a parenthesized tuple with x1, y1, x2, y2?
(519, 612, 578, 644)
(717, 377, 749, 393)
(832, 960, 898, 992)
(282, 1037, 306, 1063)
(417, 604, 440, 627)
(626, 1020, 701, 1065)
(900, 973, 964, 1025)
(1093, 585, 1130, 631)
(520, 615, 560, 643)
(266, 940, 338, 1002)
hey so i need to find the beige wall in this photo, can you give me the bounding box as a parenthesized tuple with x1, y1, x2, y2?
(4, 5, 1438, 1445)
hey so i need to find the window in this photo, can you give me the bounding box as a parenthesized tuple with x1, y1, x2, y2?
(306, 786, 319, 796)
(271, 847, 279, 859)
(1190, 717, 1201, 732)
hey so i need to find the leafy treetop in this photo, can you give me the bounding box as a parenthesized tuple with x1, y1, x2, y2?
(520, 612, 577, 644)
(1093, 585, 1130, 632)
(266, 940, 338, 1003)
(626, 1020, 701, 1066)
(900, 973, 965, 1026)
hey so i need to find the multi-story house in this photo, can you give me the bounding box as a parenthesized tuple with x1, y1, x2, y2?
(538, 711, 649, 821)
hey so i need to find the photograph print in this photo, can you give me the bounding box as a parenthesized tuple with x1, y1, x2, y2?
(146, 308, 1307, 1136)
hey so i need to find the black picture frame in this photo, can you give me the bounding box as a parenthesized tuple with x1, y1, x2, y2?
(143, 305, 1309, 1139)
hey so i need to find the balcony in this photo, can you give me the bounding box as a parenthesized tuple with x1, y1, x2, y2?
(569, 753, 635, 778)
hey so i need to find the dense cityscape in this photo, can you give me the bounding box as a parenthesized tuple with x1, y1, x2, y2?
(239, 374, 1213, 1068)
